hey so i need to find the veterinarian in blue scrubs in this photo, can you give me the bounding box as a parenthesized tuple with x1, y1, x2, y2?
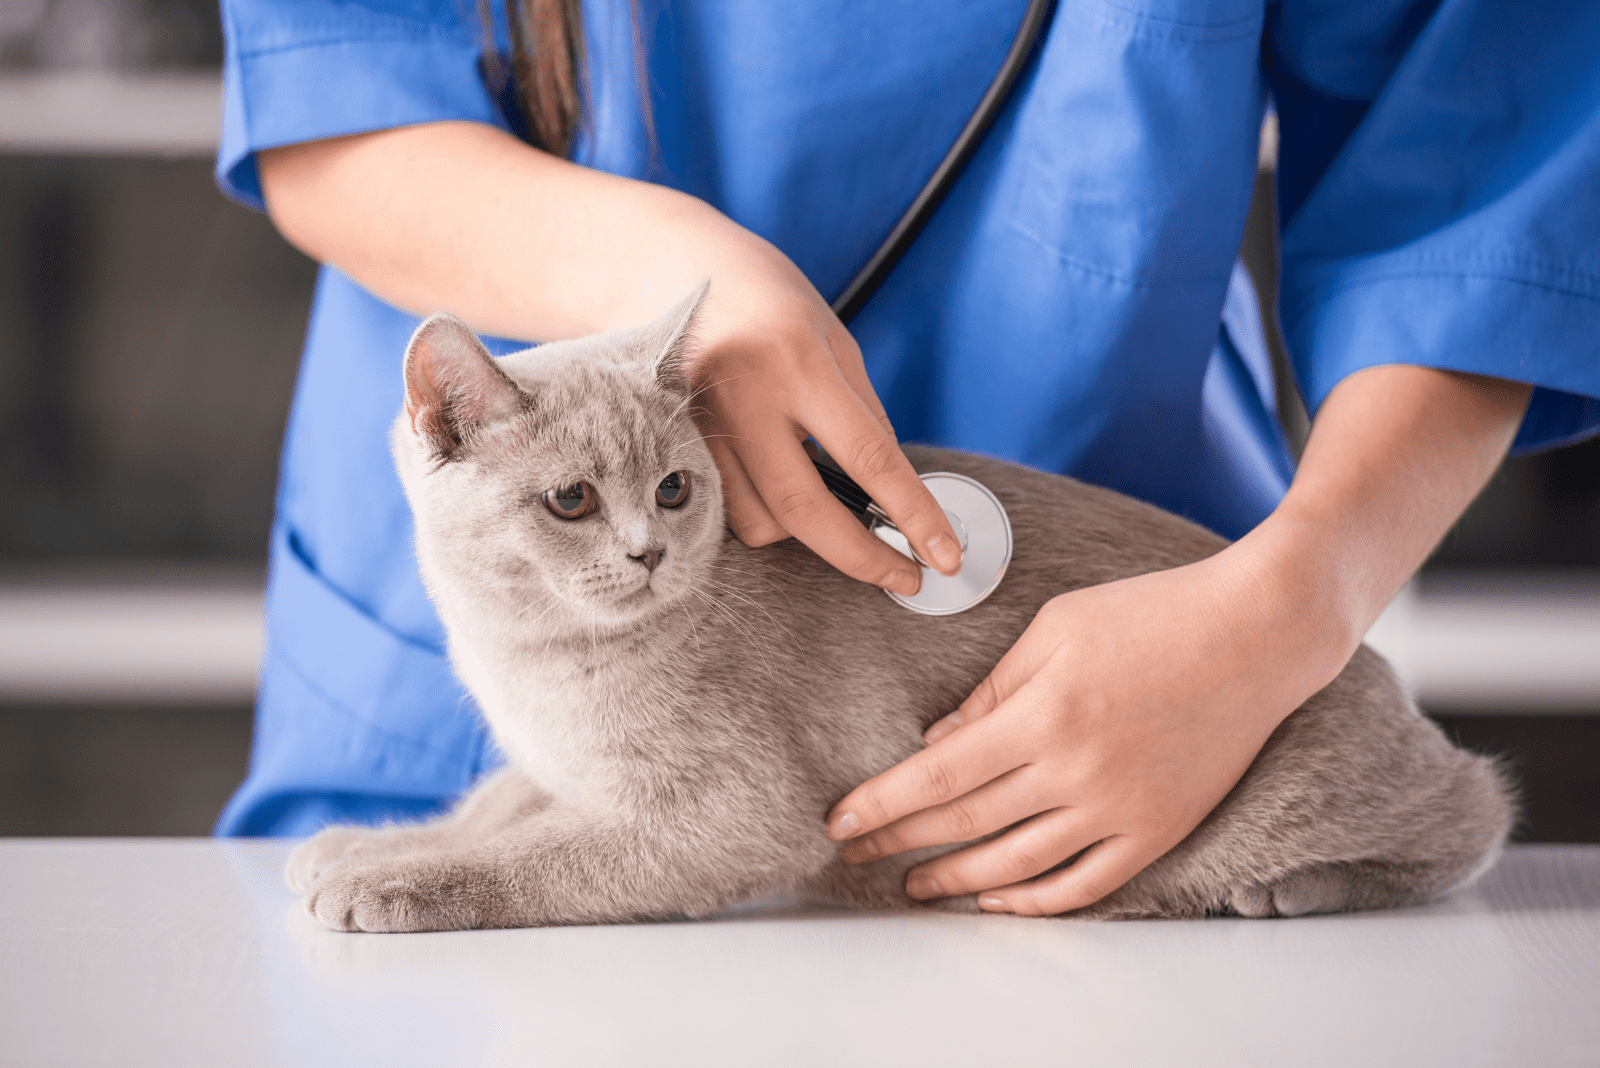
(215, 0, 1599, 913)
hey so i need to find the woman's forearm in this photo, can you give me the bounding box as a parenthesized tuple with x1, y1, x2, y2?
(1241, 364, 1531, 685)
(259, 121, 768, 341)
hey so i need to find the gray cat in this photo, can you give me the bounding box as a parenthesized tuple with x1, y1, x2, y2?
(287, 284, 1513, 932)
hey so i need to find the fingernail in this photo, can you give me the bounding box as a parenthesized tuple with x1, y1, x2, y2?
(906, 873, 942, 900)
(926, 532, 961, 575)
(886, 569, 920, 597)
(923, 713, 961, 745)
(979, 896, 1010, 913)
(827, 811, 860, 840)
(840, 837, 880, 864)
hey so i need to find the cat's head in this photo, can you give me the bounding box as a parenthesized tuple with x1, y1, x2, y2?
(392, 283, 725, 629)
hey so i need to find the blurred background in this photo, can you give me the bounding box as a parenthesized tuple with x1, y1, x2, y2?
(0, 0, 1596, 840)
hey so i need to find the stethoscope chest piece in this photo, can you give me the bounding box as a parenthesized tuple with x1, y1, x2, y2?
(871, 472, 1012, 616)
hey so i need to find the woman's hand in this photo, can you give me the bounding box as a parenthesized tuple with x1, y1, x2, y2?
(663, 225, 963, 592)
(826, 541, 1342, 915)
(260, 121, 960, 591)
(826, 364, 1532, 914)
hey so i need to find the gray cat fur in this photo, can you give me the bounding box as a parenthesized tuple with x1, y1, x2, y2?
(287, 285, 1513, 932)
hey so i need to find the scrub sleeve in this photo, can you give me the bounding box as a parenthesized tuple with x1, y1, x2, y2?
(213, 0, 1600, 837)
(1268, 0, 1600, 448)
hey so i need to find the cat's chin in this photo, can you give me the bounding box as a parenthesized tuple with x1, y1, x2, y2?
(569, 583, 684, 628)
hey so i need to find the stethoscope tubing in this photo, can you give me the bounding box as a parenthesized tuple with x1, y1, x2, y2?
(829, 0, 1059, 323)
(815, 0, 1052, 596)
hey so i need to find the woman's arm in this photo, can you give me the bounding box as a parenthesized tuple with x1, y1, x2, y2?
(826, 364, 1531, 915)
(259, 121, 963, 591)
(264, 121, 740, 341)
(1256, 366, 1531, 661)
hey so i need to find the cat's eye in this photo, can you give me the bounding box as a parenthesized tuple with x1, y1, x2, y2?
(543, 481, 598, 520)
(656, 471, 691, 509)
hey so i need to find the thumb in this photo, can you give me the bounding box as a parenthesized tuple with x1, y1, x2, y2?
(704, 431, 788, 547)
(923, 602, 1065, 744)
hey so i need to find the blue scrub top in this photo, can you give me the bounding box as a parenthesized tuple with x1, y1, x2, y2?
(214, 0, 1600, 836)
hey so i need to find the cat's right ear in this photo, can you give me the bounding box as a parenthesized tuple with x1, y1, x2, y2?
(403, 313, 522, 460)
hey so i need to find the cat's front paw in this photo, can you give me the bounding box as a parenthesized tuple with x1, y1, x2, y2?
(285, 827, 382, 894)
(305, 859, 500, 933)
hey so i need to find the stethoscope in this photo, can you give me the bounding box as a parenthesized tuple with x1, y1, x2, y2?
(816, 0, 1055, 615)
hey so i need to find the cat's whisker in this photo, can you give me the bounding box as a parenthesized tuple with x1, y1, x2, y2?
(703, 577, 794, 645)
(574, 602, 599, 667)
(687, 587, 777, 680)
(514, 596, 563, 624)
(705, 561, 785, 586)
(665, 393, 706, 425)
(707, 564, 796, 611)
(674, 370, 757, 417)
(515, 600, 570, 657)
(664, 381, 735, 430)
(713, 594, 781, 675)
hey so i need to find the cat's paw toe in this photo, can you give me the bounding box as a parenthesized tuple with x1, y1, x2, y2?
(305, 864, 482, 933)
(1227, 865, 1363, 919)
(925, 892, 984, 914)
(285, 828, 373, 894)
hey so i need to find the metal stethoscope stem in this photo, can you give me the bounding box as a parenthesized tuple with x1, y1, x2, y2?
(812, 450, 1012, 616)
(864, 502, 969, 564)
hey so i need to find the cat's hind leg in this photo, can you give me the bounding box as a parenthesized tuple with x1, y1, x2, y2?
(1225, 848, 1505, 918)
(1064, 841, 1509, 921)
(1220, 744, 1514, 918)
(285, 769, 548, 893)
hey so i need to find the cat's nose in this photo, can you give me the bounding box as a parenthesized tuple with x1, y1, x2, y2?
(630, 548, 664, 572)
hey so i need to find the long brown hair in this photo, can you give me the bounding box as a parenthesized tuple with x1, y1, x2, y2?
(480, 0, 588, 156)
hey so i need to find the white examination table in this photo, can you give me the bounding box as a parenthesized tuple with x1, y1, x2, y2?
(2, 839, 1596, 1067)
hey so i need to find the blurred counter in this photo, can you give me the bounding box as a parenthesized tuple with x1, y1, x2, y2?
(0, 71, 220, 157)
(2, 838, 1597, 1067)
(6, 570, 1598, 710)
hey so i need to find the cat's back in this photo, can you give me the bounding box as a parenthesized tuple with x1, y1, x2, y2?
(903, 445, 1228, 597)
(731, 445, 1235, 714)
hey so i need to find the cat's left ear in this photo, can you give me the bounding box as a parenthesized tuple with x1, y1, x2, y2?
(640, 278, 710, 396)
